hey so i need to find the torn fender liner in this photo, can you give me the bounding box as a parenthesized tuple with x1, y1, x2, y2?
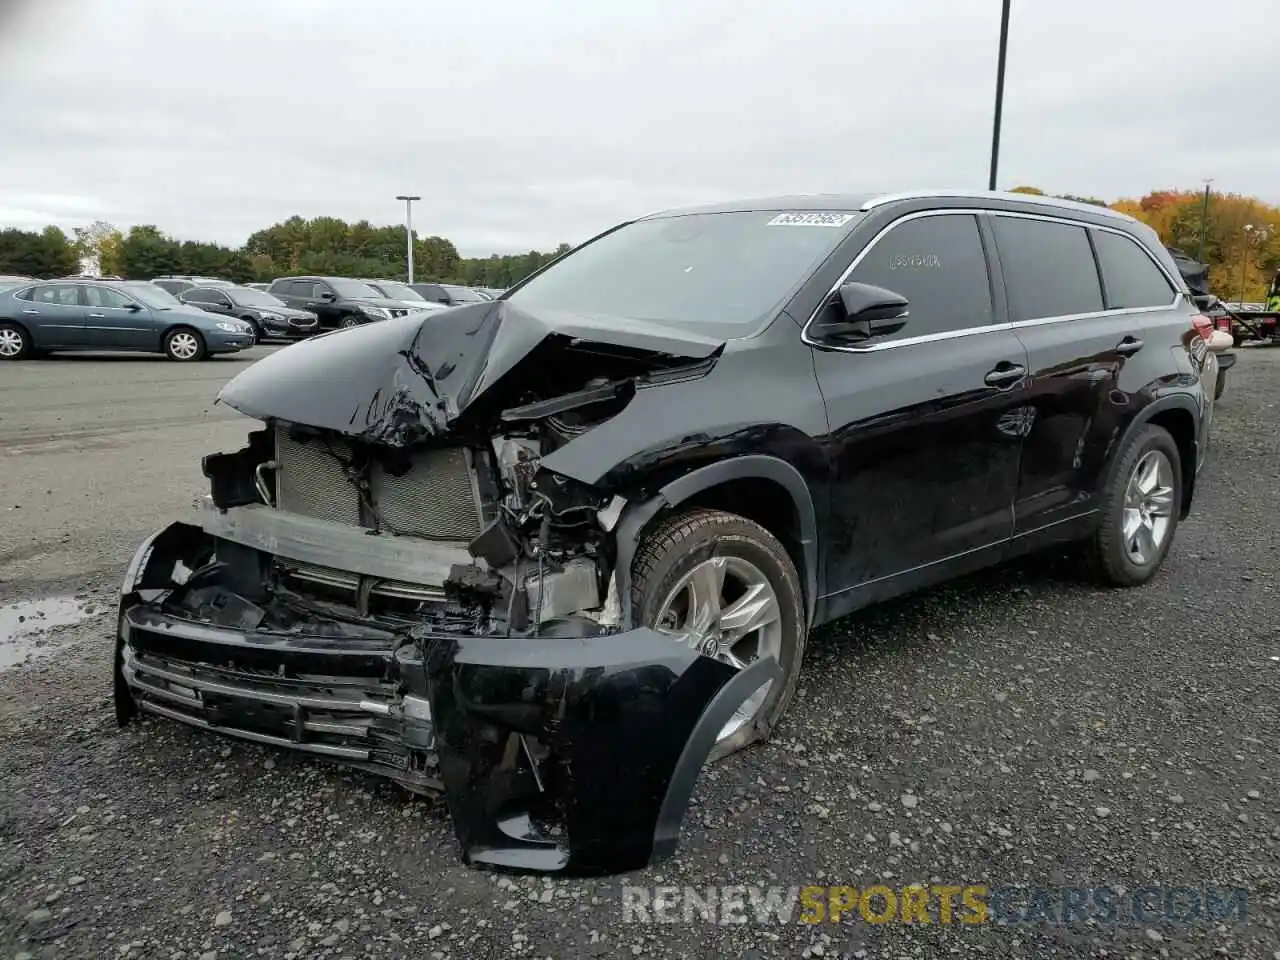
(115, 523, 781, 875)
(215, 301, 725, 447)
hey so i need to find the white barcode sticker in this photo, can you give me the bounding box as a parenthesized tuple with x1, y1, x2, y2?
(767, 212, 856, 228)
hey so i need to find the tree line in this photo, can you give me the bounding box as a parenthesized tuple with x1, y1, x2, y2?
(2, 190, 1278, 299)
(0, 217, 573, 290)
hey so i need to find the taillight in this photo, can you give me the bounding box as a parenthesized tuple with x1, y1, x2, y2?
(1215, 315, 1231, 332)
(1191, 314, 1214, 340)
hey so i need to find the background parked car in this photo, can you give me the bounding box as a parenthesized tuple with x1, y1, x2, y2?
(409, 282, 489, 306)
(244, 283, 269, 291)
(361, 279, 431, 304)
(178, 285, 319, 342)
(0, 275, 35, 292)
(0, 279, 253, 361)
(151, 276, 235, 296)
(266, 276, 438, 330)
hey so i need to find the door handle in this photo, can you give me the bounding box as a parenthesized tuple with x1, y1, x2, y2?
(88, 313, 105, 319)
(984, 362, 1026, 387)
(1115, 336, 1144, 356)
(22, 308, 38, 315)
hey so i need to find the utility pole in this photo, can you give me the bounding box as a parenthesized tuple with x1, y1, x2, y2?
(395, 195, 420, 283)
(1240, 224, 1255, 305)
(1197, 180, 1212, 264)
(988, 0, 1012, 191)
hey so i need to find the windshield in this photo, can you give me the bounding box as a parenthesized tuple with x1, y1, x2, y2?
(123, 283, 182, 309)
(370, 281, 424, 301)
(229, 288, 288, 308)
(506, 210, 858, 326)
(330, 279, 384, 298)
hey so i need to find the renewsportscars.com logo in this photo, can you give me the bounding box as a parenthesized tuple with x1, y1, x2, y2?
(621, 884, 1249, 926)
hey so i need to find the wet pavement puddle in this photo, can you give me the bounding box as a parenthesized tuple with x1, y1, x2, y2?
(0, 595, 97, 672)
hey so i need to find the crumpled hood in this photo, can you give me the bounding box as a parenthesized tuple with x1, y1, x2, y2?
(216, 301, 725, 446)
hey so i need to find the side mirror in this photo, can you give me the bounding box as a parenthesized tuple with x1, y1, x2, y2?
(319, 291, 337, 302)
(126, 303, 142, 312)
(809, 282, 910, 345)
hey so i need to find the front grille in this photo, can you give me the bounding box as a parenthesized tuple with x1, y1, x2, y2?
(273, 426, 482, 540)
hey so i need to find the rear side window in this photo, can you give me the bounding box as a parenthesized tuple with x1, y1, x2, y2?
(1092, 230, 1176, 309)
(993, 216, 1103, 322)
(846, 213, 994, 339)
(33, 284, 81, 305)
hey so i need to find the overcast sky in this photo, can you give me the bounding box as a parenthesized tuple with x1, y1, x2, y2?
(0, 0, 1275, 256)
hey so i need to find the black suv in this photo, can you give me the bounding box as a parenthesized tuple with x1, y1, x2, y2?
(177, 285, 320, 342)
(266, 276, 429, 330)
(116, 191, 1215, 877)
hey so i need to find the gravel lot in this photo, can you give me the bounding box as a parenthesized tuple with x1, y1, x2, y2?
(2, 346, 1278, 960)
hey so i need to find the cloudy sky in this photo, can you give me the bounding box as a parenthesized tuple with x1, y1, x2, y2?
(0, 0, 1274, 256)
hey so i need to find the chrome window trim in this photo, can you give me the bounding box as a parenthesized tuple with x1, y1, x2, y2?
(800, 208, 1182, 355)
(860, 189, 1137, 224)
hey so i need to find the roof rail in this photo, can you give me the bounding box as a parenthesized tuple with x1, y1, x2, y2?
(861, 189, 1135, 223)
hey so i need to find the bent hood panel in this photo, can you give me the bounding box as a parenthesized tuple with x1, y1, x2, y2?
(216, 302, 725, 446)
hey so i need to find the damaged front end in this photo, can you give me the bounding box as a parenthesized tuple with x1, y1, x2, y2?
(115, 302, 778, 875)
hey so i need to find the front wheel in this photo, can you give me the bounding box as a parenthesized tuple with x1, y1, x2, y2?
(340, 316, 361, 329)
(631, 509, 806, 761)
(163, 327, 206, 362)
(0, 322, 32, 360)
(242, 316, 263, 343)
(1081, 424, 1182, 586)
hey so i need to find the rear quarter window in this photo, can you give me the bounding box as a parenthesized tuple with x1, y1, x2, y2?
(992, 216, 1103, 322)
(1092, 230, 1177, 309)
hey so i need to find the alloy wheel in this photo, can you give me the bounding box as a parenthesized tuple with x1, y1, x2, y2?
(654, 555, 783, 742)
(168, 332, 200, 360)
(0, 328, 25, 358)
(1122, 449, 1175, 565)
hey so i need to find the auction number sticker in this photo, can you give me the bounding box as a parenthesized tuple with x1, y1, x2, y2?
(767, 212, 856, 227)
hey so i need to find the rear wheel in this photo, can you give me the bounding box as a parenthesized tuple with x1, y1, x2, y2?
(163, 327, 206, 362)
(340, 315, 360, 329)
(0, 322, 31, 360)
(631, 509, 806, 760)
(1081, 425, 1182, 586)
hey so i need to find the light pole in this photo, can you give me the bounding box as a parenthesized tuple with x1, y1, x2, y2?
(1196, 179, 1212, 264)
(988, 0, 1012, 191)
(395, 195, 420, 283)
(1240, 224, 1257, 306)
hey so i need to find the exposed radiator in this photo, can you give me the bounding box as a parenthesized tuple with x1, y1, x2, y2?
(273, 427, 483, 540)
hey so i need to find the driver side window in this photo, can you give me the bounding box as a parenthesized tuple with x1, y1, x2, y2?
(846, 213, 994, 341)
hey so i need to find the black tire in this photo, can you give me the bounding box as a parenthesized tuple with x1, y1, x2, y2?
(242, 316, 263, 343)
(1214, 368, 1228, 401)
(163, 326, 206, 362)
(1081, 424, 1182, 587)
(630, 508, 806, 761)
(0, 321, 32, 361)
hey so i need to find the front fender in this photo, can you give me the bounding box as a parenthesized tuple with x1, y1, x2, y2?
(611, 455, 820, 628)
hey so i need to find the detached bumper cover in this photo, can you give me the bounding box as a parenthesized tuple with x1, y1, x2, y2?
(115, 523, 779, 875)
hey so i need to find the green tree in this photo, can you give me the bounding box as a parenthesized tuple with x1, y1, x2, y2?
(118, 225, 180, 279)
(0, 226, 79, 277)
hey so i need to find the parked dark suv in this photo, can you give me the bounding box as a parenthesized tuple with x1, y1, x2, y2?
(116, 191, 1216, 877)
(178, 285, 320, 342)
(266, 276, 433, 330)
